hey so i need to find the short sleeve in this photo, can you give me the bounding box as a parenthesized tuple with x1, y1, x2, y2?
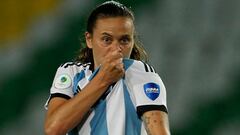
(44, 64, 74, 109)
(125, 69, 168, 117)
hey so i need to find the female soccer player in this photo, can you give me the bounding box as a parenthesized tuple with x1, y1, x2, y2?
(44, 1, 170, 135)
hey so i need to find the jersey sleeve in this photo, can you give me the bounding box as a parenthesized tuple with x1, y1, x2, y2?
(125, 62, 168, 117)
(44, 63, 74, 109)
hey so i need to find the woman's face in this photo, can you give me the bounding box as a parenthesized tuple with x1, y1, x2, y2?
(85, 17, 134, 68)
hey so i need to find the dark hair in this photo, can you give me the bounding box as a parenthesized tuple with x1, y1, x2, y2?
(75, 1, 148, 64)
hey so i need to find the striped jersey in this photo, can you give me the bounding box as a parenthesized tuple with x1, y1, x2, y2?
(45, 59, 168, 135)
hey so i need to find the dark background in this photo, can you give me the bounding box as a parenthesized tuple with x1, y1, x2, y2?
(0, 0, 239, 134)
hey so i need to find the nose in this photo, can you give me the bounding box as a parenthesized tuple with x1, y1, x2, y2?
(111, 42, 123, 52)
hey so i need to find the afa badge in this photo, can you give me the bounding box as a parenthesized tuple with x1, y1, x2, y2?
(144, 82, 160, 101)
(54, 74, 72, 89)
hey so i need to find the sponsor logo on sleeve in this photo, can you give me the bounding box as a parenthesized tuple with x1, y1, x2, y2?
(54, 74, 71, 89)
(143, 82, 160, 101)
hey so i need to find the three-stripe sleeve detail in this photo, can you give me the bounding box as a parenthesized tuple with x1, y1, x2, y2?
(141, 62, 156, 73)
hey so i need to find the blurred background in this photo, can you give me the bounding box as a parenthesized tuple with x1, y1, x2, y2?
(0, 0, 239, 134)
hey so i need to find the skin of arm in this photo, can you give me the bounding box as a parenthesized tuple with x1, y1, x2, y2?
(44, 50, 124, 135)
(142, 110, 171, 135)
(44, 72, 110, 135)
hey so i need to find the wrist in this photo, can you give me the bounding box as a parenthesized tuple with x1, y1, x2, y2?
(94, 71, 111, 89)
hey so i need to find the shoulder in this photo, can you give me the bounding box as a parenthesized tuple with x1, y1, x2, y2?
(59, 61, 91, 69)
(123, 59, 156, 73)
(55, 61, 92, 76)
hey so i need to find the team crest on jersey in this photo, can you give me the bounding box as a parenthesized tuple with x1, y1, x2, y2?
(144, 82, 160, 101)
(54, 74, 71, 89)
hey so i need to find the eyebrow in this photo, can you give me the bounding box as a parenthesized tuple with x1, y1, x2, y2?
(121, 35, 131, 38)
(101, 32, 112, 37)
(102, 32, 131, 38)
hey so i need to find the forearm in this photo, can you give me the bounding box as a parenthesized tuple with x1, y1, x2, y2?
(142, 110, 170, 135)
(45, 72, 110, 134)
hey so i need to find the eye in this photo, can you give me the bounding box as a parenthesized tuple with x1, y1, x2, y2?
(102, 36, 112, 45)
(120, 37, 131, 45)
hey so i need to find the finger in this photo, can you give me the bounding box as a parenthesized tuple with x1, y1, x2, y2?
(115, 62, 124, 72)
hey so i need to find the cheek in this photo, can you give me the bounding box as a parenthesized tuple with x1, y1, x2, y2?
(92, 42, 109, 58)
(123, 45, 134, 58)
